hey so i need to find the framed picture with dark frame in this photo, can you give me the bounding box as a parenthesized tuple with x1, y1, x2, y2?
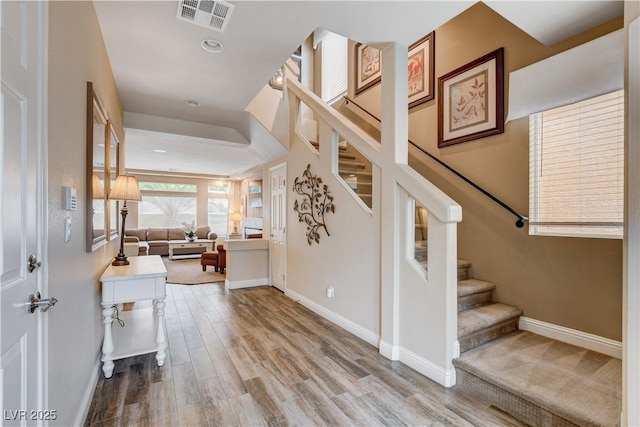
(438, 47, 504, 147)
(354, 42, 381, 95)
(408, 32, 435, 108)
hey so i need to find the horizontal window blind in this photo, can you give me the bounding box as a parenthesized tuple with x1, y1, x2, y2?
(529, 90, 624, 238)
(321, 32, 348, 104)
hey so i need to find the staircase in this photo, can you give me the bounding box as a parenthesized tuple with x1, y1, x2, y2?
(452, 259, 622, 427)
(456, 260, 522, 353)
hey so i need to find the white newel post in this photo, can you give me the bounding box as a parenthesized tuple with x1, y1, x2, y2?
(379, 42, 408, 360)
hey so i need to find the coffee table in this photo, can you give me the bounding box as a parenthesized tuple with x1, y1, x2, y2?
(168, 239, 214, 259)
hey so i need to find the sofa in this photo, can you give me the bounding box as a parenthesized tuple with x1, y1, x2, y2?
(124, 226, 218, 256)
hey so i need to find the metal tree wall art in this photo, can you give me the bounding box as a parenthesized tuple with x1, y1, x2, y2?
(292, 164, 335, 245)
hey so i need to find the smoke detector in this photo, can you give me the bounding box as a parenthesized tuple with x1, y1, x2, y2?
(176, 0, 235, 33)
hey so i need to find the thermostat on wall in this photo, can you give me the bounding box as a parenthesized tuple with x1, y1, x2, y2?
(64, 186, 77, 211)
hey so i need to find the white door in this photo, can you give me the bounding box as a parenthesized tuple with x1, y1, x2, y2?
(1, 1, 48, 424)
(270, 163, 286, 291)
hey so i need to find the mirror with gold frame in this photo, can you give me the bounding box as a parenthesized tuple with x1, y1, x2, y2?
(86, 81, 108, 252)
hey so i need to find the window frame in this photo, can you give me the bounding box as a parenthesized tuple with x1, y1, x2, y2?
(528, 90, 624, 239)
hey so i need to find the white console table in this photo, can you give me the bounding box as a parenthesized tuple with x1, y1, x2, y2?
(99, 255, 167, 378)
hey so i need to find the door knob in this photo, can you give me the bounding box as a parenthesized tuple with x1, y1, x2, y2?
(26, 292, 58, 314)
(28, 254, 42, 273)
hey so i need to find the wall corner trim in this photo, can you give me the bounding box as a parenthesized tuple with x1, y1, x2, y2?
(285, 289, 379, 347)
(519, 316, 622, 359)
(75, 354, 102, 427)
(398, 346, 456, 387)
(379, 341, 399, 360)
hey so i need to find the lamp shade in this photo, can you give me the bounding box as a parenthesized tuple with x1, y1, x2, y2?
(109, 175, 142, 201)
(92, 174, 104, 199)
(230, 212, 242, 221)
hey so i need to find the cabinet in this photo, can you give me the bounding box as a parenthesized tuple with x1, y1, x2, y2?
(99, 255, 167, 378)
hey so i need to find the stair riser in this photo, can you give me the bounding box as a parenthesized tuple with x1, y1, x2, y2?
(459, 318, 519, 353)
(458, 265, 471, 281)
(454, 369, 579, 427)
(458, 290, 493, 312)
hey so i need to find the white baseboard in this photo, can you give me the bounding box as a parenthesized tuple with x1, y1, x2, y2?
(379, 340, 399, 360)
(285, 289, 379, 347)
(519, 316, 622, 359)
(398, 346, 456, 388)
(75, 354, 102, 427)
(225, 277, 270, 290)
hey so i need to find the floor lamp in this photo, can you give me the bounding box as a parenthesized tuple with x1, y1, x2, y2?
(108, 174, 142, 266)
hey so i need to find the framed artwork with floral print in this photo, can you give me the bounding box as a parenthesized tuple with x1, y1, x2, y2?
(408, 32, 435, 108)
(354, 42, 382, 95)
(438, 48, 504, 147)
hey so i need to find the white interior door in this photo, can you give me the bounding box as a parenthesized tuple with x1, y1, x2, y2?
(1, 1, 48, 424)
(270, 163, 286, 291)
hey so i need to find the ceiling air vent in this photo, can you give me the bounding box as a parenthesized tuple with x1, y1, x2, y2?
(176, 0, 235, 33)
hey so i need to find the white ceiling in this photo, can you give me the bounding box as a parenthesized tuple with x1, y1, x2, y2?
(93, 0, 623, 178)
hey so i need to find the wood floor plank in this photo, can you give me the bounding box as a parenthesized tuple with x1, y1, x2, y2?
(123, 363, 149, 405)
(278, 398, 319, 427)
(292, 379, 354, 426)
(229, 393, 268, 427)
(226, 342, 261, 381)
(120, 401, 149, 427)
(167, 334, 191, 366)
(172, 362, 202, 408)
(177, 402, 209, 427)
(297, 356, 346, 397)
(331, 392, 386, 427)
(212, 353, 248, 398)
(188, 346, 217, 381)
(88, 370, 128, 424)
(244, 377, 288, 426)
(147, 381, 179, 427)
(201, 332, 228, 361)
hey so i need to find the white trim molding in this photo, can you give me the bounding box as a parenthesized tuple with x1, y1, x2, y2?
(519, 316, 622, 359)
(225, 277, 270, 290)
(398, 346, 456, 387)
(76, 355, 102, 427)
(285, 289, 379, 347)
(379, 340, 399, 360)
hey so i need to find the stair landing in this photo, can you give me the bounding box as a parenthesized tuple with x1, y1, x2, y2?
(454, 331, 622, 427)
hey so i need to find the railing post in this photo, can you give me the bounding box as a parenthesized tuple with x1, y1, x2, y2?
(379, 41, 408, 360)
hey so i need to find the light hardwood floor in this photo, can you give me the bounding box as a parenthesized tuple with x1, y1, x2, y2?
(85, 283, 526, 426)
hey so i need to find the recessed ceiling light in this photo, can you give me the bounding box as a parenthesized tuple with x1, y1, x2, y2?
(201, 39, 223, 53)
(185, 100, 200, 107)
(154, 149, 167, 153)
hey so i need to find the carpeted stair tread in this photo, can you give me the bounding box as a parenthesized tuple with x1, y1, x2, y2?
(458, 279, 495, 297)
(454, 331, 621, 427)
(458, 303, 522, 337)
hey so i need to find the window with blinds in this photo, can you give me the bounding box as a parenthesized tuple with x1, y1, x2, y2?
(529, 90, 624, 239)
(320, 32, 348, 104)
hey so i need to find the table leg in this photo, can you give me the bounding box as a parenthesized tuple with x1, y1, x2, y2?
(101, 305, 115, 378)
(168, 245, 174, 260)
(154, 297, 166, 366)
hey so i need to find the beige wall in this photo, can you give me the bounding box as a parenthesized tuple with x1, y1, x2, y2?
(350, 3, 624, 340)
(47, 2, 124, 425)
